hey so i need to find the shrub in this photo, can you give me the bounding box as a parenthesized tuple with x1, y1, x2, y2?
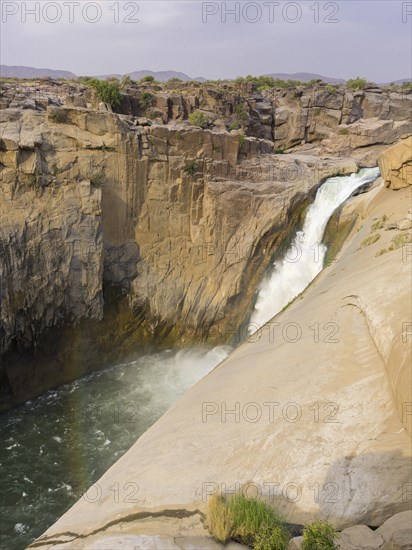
(230, 104, 249, 130)
(274, 79, 303, 88)
(188, 111, 208, 129)
(360, 233, 381, 248)
(302, 521, 338, 550)
(401, 81, 412, 90)
(239, 134, 246, 147)
(121, 75, 134, 89)
(87, 79, 122, 108)
(274, 148, 285, 154)
(184, 160, 198, 176)
(326, 84, 338, 94)
(390, 232, 412, 249)
(370, 215, 387, 232)
(338, 127, 349, 135)
(48, 109, 67, 123)
(228, 494, 283, 546)
(90, 171, 105, 188)
(139, 92, 155, 110)
(237, 75, 276, 89)
(253, 525, 289, 550)
(346, 76, 368, 89)
(206, 492, 287, 547)
(206, 494, 234, 544)
(140, 75, 155, 83)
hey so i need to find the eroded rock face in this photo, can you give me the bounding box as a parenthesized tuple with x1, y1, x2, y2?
(378, 136, 412, 189)
(0, 104, 357, 406)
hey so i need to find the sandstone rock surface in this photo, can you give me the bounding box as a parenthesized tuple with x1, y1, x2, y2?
(378, 136, 412, 189)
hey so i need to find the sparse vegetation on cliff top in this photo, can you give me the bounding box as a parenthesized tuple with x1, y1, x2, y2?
(85, 78, 122, 108)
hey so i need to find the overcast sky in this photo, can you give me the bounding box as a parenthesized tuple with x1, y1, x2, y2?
(1, 1, 411, 81)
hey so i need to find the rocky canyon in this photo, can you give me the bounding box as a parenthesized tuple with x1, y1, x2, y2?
(0, 76, 411, 549)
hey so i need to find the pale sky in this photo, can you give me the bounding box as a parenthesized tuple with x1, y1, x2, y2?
(1, 1, 411, 81)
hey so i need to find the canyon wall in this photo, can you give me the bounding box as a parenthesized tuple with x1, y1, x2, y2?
(0, 80, 411, 407)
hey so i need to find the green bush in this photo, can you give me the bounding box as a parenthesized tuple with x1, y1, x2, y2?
(236, 75, 275, 89)
(188, 111, 208, 128)
(184, 160, 198, 176)
(253, 525, 289, 550)
(230, 104, 249, 130)
(121, 75, 134, 89)
(206, 493, 287, 547)
(140, 75, 155, 83)
(139, 92, 155, 110)
(326, 84, 338, 94)
(346, 76, 368, 89)
(274, 79, 303, 88)
(87, 79, 122, 108)
(302, 521, 338, 550)
(338, 127, 349, 135)
(228, 494, 283, 546)
(239, 134, 246, 147)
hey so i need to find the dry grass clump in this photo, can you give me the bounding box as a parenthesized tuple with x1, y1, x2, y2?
(206, 492, 288, 548)
(360, 233, 381, 248)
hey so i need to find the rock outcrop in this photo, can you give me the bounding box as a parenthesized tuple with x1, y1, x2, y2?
(378, 136, 412, 189)
(287, 510, 412, 549)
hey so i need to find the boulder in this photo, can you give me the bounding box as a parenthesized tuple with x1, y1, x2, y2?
(337, 525, 384, 549)
(396, 219, 412, 231)
(377, 511, 412, 550)
(378, 137, 412, 189)
(288, 536, 304, 549)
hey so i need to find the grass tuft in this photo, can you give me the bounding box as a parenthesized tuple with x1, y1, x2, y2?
(302, 521, 338, 550)
(206, 494, 234, 544)
(360, 233, 380, 248)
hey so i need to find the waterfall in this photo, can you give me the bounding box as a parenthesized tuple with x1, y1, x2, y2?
(250, 167, 380, 330)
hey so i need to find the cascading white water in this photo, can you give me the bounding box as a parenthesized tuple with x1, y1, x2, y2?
(250, 167, 380, 330)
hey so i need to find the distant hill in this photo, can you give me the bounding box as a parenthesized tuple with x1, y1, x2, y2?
(381, 78, 411, 85)
(1, 65, 410, 86)
(264, 72, 345, 84)
(0, 65, 77, 80)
